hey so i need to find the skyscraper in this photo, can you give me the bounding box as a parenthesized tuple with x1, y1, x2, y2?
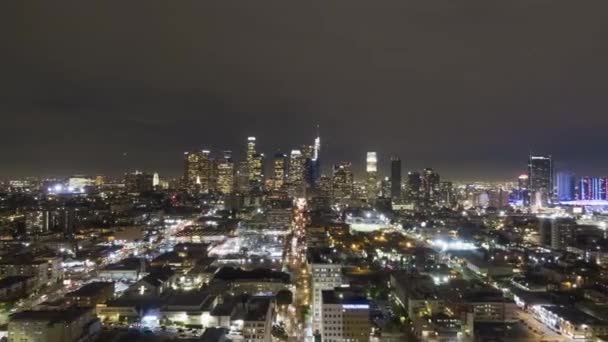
(245, 137, 264, 186)
(555, 171, 575, 201)
(332, 162, 354, 200)
(579, 177, 607, 201)
(366, 152, 378, 199)
(217, 151, 234, 194)
(288, 149, 306, 193)
(184, 150, 202, 193)
(273, 153, 287, 190)
(406, 171, 421, 203)
(390, 156, 402, 200)
(422, 168, 440, 204)
(199, 150, 212, 192)
(518, 174, 531, 206)
(528, 154, 553, 205)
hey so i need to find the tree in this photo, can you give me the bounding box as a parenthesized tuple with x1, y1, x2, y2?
(276, 289, 293, 306)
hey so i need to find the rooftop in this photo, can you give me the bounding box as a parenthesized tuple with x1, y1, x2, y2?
(10, 307, 92, 324)
(66, 282, 114, 297)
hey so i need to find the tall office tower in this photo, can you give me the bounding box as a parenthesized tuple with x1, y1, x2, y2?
(198, 150, 212, 192)
(518, 174, 531, 206)
(250, 153, 264, 188)
(380, 177, 391, 198)
(236, 161, 250, 192)
(528, 154, 553, 205)
(390, 156, 402, 200)
(422, 168, 440, 204)
(439, 181, 454, 207)
(317, 175, 332, 197)
(579, 177, 607, 201)
(245, 136, 264, 187)
(184, 150, 203, 193)
(406, 171, 422, 202)
(555, 171, 575, 201)
(301, 144, 314, 160)
(216, 151, 234, 194)
(311, 128, 321, 185)
(272, 153, 287, 190)
(365, 152, 378, 199)
(331, 162, 354, 200)
(288, 150, 305, 186)
(152, 172, 160, 187)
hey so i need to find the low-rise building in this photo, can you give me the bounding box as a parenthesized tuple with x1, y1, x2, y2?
(65, 282, 114, 307)
(8, 307, 100, 342)
(321, 289, 371, 342)
(0, 276, 35, 300)
(0, 255, 62, 289)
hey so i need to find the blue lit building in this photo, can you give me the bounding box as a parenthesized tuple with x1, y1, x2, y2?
(555, 171, 575, 201)
(579, 177, 607, 201)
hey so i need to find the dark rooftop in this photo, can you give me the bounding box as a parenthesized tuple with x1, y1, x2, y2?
(10, 307, 92, 324)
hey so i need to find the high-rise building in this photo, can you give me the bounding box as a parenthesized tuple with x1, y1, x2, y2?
(311, 128, 321, 186)
(183, 150, 207, 193)
(152, 172, 160, 187)
(579, 177, 607, 201)
(366, 152, 378, 199)
(406, 171, 422, 203)
(528, 154, 553, 205)
(125, 171, 154, 193)
(555, 171, 575, 201)
(288, 150, 305, 186)
(331, 162, 354, 200)
(422, 168, 440, 204)
(216, 151, 234, 194)
(439, 181, 454, 207)
(250, 153, 264, 189)
(236, 161, 250, 192)
(518, 174, 531, 206)
(390, 156, 402, 200)
(272, 153, 287, 190)
(245, 137, 263, 187)
(25, 210, 51, 236)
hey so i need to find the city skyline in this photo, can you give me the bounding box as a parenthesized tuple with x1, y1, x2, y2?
(3, 1, 608, 179)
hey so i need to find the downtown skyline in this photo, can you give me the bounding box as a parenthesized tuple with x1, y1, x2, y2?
(2, 1, 608, 179)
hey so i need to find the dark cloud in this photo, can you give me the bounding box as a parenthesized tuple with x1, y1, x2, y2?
(1, 0, 608, 180)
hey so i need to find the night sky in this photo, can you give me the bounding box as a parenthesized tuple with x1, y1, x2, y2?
(2, 1, 608, 180)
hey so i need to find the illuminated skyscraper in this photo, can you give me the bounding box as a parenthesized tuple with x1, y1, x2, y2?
(366, 152, 378, 199)
(332, 162, 354, 200)
(288, 150, 305, 186)
(528, 154, 553, 205)
(579, 177, 607, 201)
(152, 172, 160, 187)
(273, 153, 287, 190)
(518, 174, 531, 206)
(555, 171, 575, 201)
(245, 137, 262, 184)
(199, 150, 212, 192)
(422, 168, 440, 204)
(217, 151, 234, 194)
(184, 150, 202, 193)
(390, 156, 402, 200)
